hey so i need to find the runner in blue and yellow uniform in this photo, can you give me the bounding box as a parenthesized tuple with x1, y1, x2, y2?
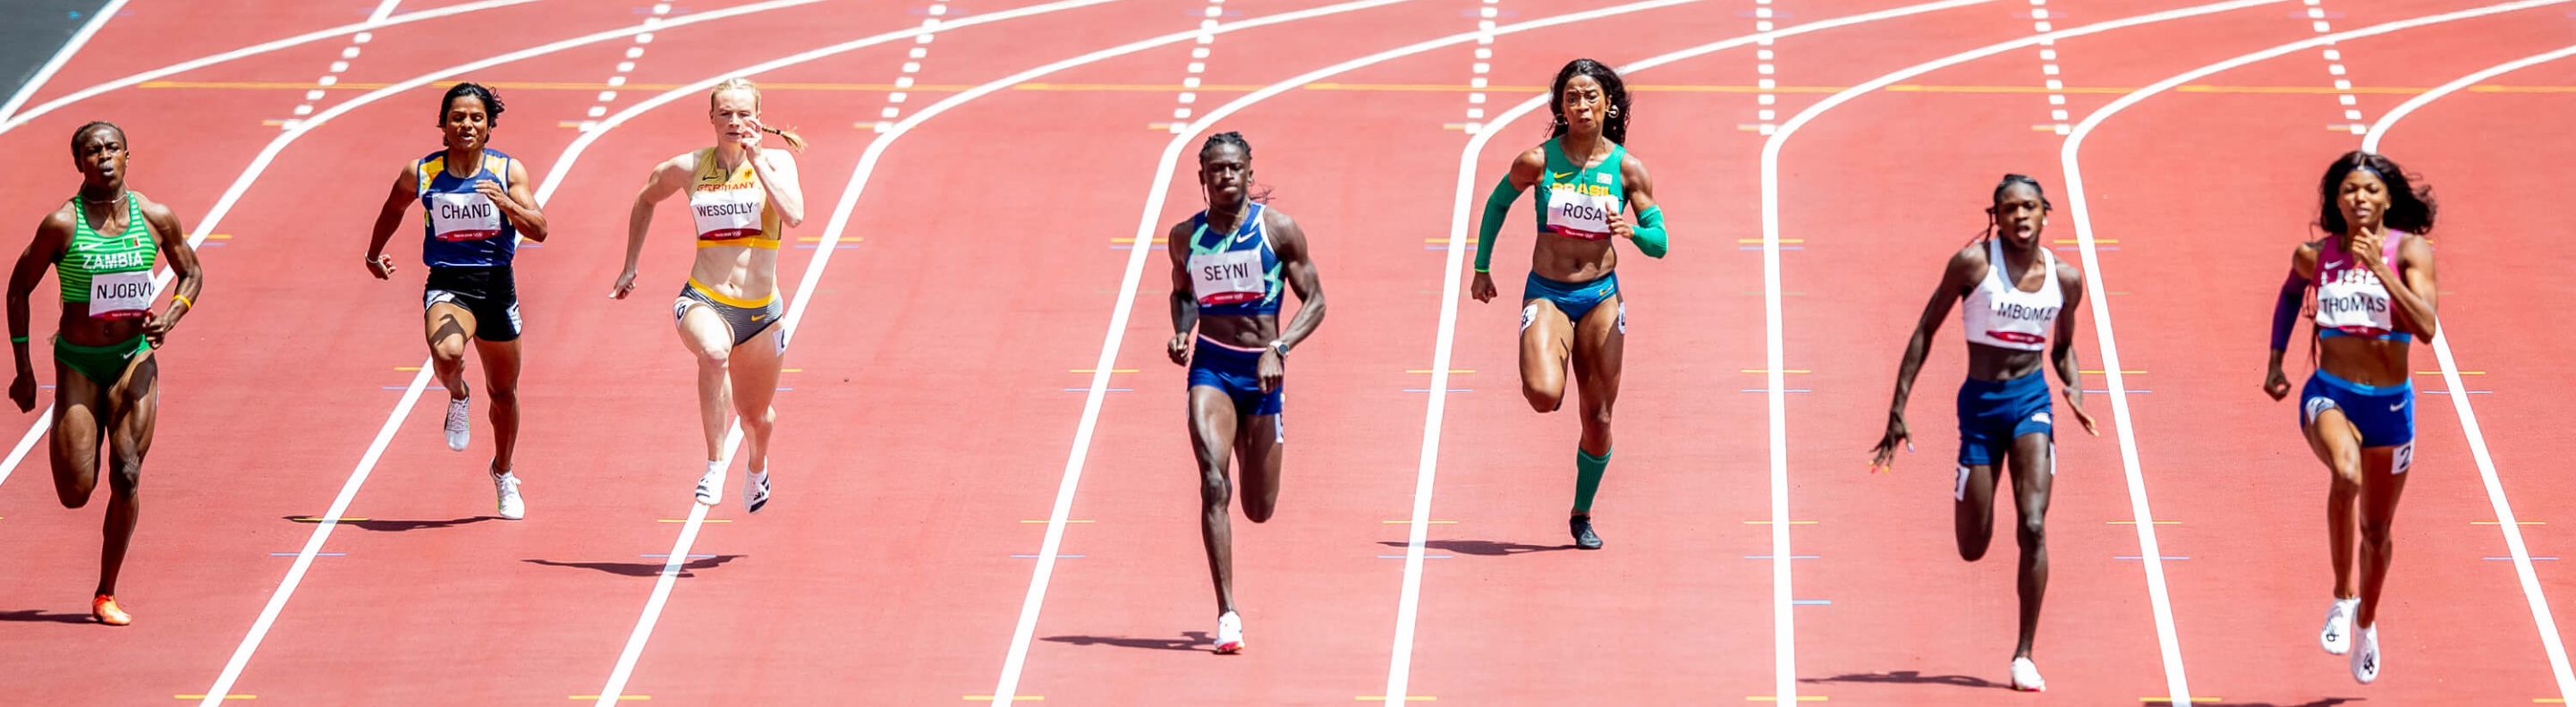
(367, 82, 547, 520)
(1164, 132, 1326, 654)
(1467, 58, 1668, 550)
(616, 78, 806, 514)
(7, 121, 205, 626)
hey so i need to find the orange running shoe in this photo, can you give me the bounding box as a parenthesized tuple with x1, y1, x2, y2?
(92, 594, 131, 626)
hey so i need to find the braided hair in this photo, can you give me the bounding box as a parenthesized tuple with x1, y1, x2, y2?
(1199, 131, 1273, 203)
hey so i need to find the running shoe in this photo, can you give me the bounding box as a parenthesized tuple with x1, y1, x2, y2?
(493, 472, 524, 520)
(694, 463, 724, 507)
(2010, 657, 2046, 692)
(92, 594, 130, 626)
(1571, 515, 1603, 549)
(1215, 610, 1244, 654)
(443, 387, 470, 452)
(2320, 596, 2360, 655)
(742, 470, 770, 514)
(2351, 623, 2380, 684)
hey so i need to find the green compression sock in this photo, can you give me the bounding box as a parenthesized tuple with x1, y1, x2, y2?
(1574, 447, 1612, 513)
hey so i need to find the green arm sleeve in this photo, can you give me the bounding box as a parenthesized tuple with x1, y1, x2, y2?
(1629, 204, 1668, 259)
(1474, 175, 1521, 273)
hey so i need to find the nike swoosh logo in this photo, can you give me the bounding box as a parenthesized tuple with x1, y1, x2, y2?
(1551, 171, 1573, 180)
(2389, 402, 2406, 412)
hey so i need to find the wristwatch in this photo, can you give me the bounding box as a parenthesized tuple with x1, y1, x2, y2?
(1268, 340, 1290, 359)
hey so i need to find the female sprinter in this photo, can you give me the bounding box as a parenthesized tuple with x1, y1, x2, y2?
(7, 121, 204, 625)
(615, 78, 805, 513)
(2262, 151, 2437, 684)
(1163, 132, 1325, 654)
(1869, 175, 2097, 692)
(365, 82, 547, 520)
(1466, 58, 1668, 549)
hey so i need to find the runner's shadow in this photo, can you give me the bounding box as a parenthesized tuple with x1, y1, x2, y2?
(521, 555, 746, 577)
(1801, 670, 2009, 691)
(1375, 539, 1578, 556)
(0, 609, 97, 624)
(1039, 631, 1213, 652)
(276, 515, 499, 532)
(2204, 700, 2363, 707)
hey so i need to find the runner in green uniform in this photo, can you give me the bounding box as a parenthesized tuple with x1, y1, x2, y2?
(1467, 58, 1669, 549)
(6, 121, 203, 626)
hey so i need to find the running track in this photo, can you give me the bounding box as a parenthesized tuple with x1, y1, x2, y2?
(0, 1, 2568, 704)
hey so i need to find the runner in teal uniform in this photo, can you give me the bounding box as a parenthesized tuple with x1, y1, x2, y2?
(1468, 58, 1669, 549)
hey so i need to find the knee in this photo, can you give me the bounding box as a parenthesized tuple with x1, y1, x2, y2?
(1521, 386, 1562, 413)
(695, 346, 731, 370)
(486, 383, 518, 405)
(55, 482, 90, 508)
(2017, 515, 2047, 548)
(1957, 526, 1993, 562)
(429, 338, 468, 362)
(2360, 518, 2394, 547)
(2330, 464, 2363, 491)
(107, 456, 141, 496)
(1199, 473, 1231, 508)
(1583, 405, 1614, 430)
(1245, 499, 1275, 524)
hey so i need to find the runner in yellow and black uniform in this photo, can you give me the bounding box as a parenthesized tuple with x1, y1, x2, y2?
(615, 78, 806, 514)
(7, 121, 204, 626)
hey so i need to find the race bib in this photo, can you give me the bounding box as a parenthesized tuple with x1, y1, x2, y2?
(88, 269, 151, 319)
(1191, 248, 1266, 306)
(690, 188, 765, 241)
(1545, 183, 1619, 240)
(428, 191, 503, 242)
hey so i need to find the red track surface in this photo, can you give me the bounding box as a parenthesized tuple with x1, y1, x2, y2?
(1, 1, 2569, 704)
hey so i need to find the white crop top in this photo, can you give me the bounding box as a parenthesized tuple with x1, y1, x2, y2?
(1962, 238, 2063, 351)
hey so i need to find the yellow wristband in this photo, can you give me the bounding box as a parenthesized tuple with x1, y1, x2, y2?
(173, 294, 193, 310)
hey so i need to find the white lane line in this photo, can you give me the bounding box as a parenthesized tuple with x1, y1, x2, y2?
(0, 0, 130, 124)
(188, 4, 834, 704)
(1394, 1, 2021, 701)
(1454, 0, 1496, 132)
(2361, 43, 2576, 703)
(2055, 1, 2569, 703)
(0, 0, 555, 135)
(1760, 0, 2292, 702)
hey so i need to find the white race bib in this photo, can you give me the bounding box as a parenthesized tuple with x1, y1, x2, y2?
(1191, 248, 1266, 306)
(428, 192, 503, 242)
(2315, 267, 2394, 335)
(690, 188, 765, 241)
(88, 269, 151, 319)
(1545, 184, 1618, 240)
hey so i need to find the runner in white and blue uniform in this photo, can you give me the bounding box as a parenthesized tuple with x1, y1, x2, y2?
(366, 82, 547, 520)
(1873, 175, 2097, 692)
(1163, 132, 1326, 654)
(2263, 150, 2440, 685)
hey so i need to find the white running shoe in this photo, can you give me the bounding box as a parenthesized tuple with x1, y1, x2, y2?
(2320, 597, 2360, 655)
(2351, 623, 2381, 684)
(694, 462, 725, 507)
(1214, 610, 1244, 654)
(743, 470, 770, 514)
(492, 472, 524, 520)
(2010, 657, 2046, 692)
(443, 392, 471, 451)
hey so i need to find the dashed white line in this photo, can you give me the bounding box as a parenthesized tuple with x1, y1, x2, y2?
(1754, 0, 1776, 132)
(2301, 0, 2369, 132)
(1459, 0, 1495, 132)
(1164, 0, 1229, 132)
(2027, 0, 2071, 133)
